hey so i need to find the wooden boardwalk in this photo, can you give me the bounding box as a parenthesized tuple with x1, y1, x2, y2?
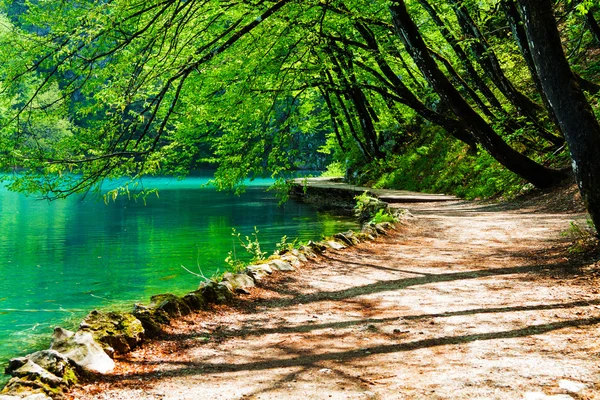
(291, 177, 459, 203)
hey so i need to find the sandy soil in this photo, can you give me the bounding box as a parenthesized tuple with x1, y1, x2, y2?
(67, 188, 600, 400)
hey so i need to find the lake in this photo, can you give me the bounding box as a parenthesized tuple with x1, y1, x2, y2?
(0, 176, 358, 382)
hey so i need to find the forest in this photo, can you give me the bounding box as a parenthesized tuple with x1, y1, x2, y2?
(0, 0, 599, 225)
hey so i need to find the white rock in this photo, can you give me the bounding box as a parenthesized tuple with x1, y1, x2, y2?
(50, 327, 115, 374)
(558, 380, 587, 393)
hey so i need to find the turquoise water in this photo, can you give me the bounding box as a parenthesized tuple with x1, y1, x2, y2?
(0, 176, 357, 381)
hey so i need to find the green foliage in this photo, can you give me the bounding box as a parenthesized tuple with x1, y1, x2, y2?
(320, 162, 345, 178)
(370, 208, 399, 224)
(561, 219, 598, 254)
(0, 0, 597, 203)
(365, 130, 526, 200)
(225, 227, 267, 272)
(275, 235, 299, 254)
(354, 191, 388, 222)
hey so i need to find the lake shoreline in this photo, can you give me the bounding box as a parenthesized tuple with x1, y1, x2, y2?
(1, 183, 377, 399)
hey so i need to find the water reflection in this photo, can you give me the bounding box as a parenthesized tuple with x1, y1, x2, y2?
(0, 177, 357, 377)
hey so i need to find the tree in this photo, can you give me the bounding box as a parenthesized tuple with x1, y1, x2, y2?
(388, 0, 569, 188)
(515, 0, 600, 230)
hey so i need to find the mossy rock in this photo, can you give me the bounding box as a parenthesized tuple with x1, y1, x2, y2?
(50, 328, 115, 375)
(200, 281, 234, 304)
(298, 245, 318, 259)
(78, 310, 145, 355)
(306, 241, 327, 254)
(1, 376, 60, 398)
(244, 265, 273, 281)
(132, 304, 170, 336)
(269, 259, 296, 271)
(182, 290, 206, 311)
(150, 294, 192, 317)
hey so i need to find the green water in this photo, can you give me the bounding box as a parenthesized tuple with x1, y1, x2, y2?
(0, 176, 357, 381)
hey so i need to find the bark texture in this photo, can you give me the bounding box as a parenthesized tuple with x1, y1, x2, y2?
(388, 0, 568, 188)
(517, 0, 600, 229)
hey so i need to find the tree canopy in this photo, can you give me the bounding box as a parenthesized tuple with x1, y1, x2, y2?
(0, 0, 599, 224)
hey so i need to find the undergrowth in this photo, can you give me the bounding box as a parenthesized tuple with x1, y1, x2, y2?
(352, 129, 569, 200)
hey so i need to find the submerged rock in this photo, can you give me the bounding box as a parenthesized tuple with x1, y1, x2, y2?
(78, 310, 145, 355)
(50, 327, 115, 374)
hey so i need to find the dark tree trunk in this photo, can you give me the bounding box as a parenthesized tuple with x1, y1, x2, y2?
(501, 0, 564, 137)
(417, 0, 502, 110)
(448, 0, 543, 117)
(353, 22, 478, 149)
(320, 87, 347, 152)
(518, 0, 600, 230)
(587, 8, 600, 44)
(388, 0, 569, 188)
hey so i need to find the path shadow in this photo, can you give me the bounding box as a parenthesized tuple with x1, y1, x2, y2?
(107, 315, 600, 382)
(240, 258, 590, 313)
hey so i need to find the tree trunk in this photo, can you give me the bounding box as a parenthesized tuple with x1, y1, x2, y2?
(417, 0, 503, 110)
(501, 0, 564, 137)
(353, 22, 478, 149)
(388, 0, 568, 188)
(448, 0, 542, 117)
(518, 0, 600, 230)
(587, 8, 600, 44)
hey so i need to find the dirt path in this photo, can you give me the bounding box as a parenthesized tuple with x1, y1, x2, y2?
(69, 198, 600, 400)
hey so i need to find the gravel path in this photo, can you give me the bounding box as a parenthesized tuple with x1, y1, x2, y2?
(68, 198, 600, 400)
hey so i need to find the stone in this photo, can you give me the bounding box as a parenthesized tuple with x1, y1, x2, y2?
(291, 249, 308, 262)
(182, 290, 206, 311)
(269, 259, 295, 271)
(22, 350, 76, 385)
(342, 230, 362, 245)
(1, 377, 58, 398)
(200, 281, 234, 304)
(325, 240, 346, 250)
(245, 264, 273, 280)
(377, 221, 396, 231)
(333, 232, 355, 246)
(5, 358, 28, 376)
(78, 310, 144, 354)
(298, 245, 318, 259)
(523, 393, 574, 400)
(356, 232, 375, 242)
(222, 273, 256, 293)
(50, 327, 115, 374)
(0, 395, 50, 400)
(306, 241, 327, 254)
(132, 304, 170, 336)
(361, 225, 379, 237)
(9, 360, 63, 387)
(558, 380, 588, 393)
(150, 294, 192, 317)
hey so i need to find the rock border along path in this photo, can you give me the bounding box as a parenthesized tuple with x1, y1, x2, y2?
(63, 195, 600, 400)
